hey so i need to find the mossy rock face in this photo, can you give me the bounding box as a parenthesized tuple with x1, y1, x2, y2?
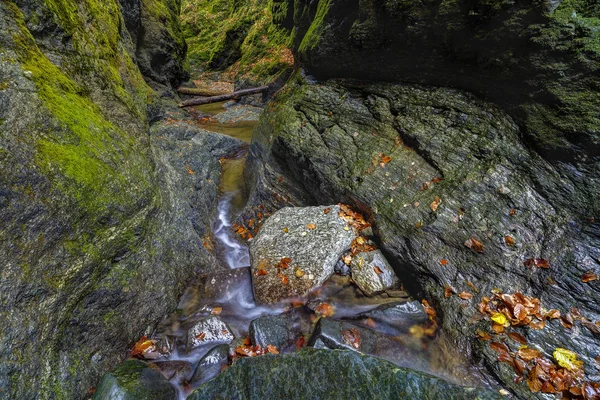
(245, 78, 600, 399)
(188, 349, 503, 399)
(92, 360, 177, 400)
(0, 1, 231, 398)
(291, 0, 599, 191)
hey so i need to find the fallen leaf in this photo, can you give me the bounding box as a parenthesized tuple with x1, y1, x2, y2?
(490, 342, 510, 356)
(444, 285, 454, 298)
(508, 332, 527, 345)
(295, 268, 305, 278)
(458, 292, 473, 300)
(476, 329, 492, 340)
(283, 227, 289, 233)
(524, 258, 550, 269)
(545, 309, 561, 319)
(492, 323, 505, 334)
(517, 347, 542, 361)
(514, 304, 528, 321)
(582, 271, 599, 283)
(266, 345, 279, 354)
(315, 303, 335, 317)
(440, 259, 448, 266)
(510, 209, 516, 216)
(553, 348, 583, 371)
(342, 328, 361, 349)
(505, 236, 515, 246)
(430, 196, 442, 212)
(307, 223, 316, 230)
(373, 266, 383, 275)
(256, 269, 267, 276)
(211, 307, 222, 316)
(131, 336, 157, 358)
(195, 332, 206, 341)
(324, 207, 331, 214)
(296, 336, 306, 349)
(281, 275, 289, 285)
(491, 313, 509, 326)
(464, 238, 484, 253)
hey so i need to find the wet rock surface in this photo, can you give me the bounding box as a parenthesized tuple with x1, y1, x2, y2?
(188, 349, 503, 399)
(93, 360, 177, 400)
(190, 344, 230, 385)
(249, 205, 356, 304)
(350, 250, 399, 296)
(245, 78, 600, 398)
(186, 315, 235, 351)
(354, 301, 429, 334)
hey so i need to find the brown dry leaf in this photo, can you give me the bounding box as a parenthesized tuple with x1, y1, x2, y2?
(581, 320, 600, 335)
(561, 314, 574, 329)
(256, 269, 267, 276)
(582, 271, 599, 283)
(440, 259, 448, 266)
(490, 342, 509, 356)
(295, 268, 305, 278)
(315, 303, 335, 317)
(307, 223, 316, 230)
(524, 258, 550, 269)
(509, 209, 516, 216)
(364, 318, 377, 329)
(529, 319, 546, 330)
(380, 154, 392, 166)
(343, 254, 352, 265)
(185, 165, 194, 175)
(131, 336, 156, 358)
(422, 300, 436, 318)
(323, 208, 331, 214)
(235, 346, 257, 357)
(211, 307, 223, 316)
(283, 227, 289, 233)
(464, 238, 484, 253)
(458, 292, 473, 300)
(266, 345, 279, 354)
(281, 275, 289, 285)
(476, 329, 492, 341)
(518, 347, 542, 361)
(342, 328, 361, 349)
(195, 332, 206, 341)
(295, 336, 306, 349)
(466, 281, 478, 292)
(444, 285, 454, 298)
(373, 266, 383, 275)
(430, 196, 442, 212)
(505, 236, 516, 246)
(508, 332, 527, 345)
(527, 375, 543, 393)
(545, 309, 561, 319)
(492, 323, 505, 334)
(514, 304, 528, 321)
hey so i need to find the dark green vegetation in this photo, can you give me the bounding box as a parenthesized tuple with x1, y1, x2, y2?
(188, 349, 503, 399)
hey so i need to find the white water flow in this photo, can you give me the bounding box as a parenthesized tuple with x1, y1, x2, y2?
(212, 193, 250, 269)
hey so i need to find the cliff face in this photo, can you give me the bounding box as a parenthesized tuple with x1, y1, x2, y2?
(243, 1, 599, 398)
(0, 1, 219, 398)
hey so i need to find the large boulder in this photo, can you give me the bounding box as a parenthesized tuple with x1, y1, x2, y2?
(244, 78, 600, 398)
(249, 205, 355, 304)
(187, 349, 503, 399)
(93, 359, 177, 400)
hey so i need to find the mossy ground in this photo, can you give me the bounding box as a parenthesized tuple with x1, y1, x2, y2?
(181, 0, 295, 84)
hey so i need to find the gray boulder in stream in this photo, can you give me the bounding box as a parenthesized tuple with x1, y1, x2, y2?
(93, 360, 177, 400)
(249, 205, 355, 304)
(187, 349, 502, 399)
(350, 250, 399, 296)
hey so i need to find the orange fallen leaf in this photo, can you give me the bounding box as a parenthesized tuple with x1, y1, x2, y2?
(256, 269, 267, 276)
(508, 332, 527, 345)
(444, 285, 454, 298)
(524, 258, 550, 269)
(440, 259, 448, 266)
(324, 208, 331, 214)
(211, 307, 222, 316)
(307, 223, 316, 230)
(464, 238, 484, 253)
(458, 292, 473, 300)
(195, 332, 206, 341)
(505, 236, 515, 246)
(342, 328, 361, 349)
(282, 275, 289, 285)
(315, 303, 335, 317)
(582, 271, 599, 283)
(509, 209, 516, 216)
(185, 165, 194, 175)
(266, 344, 279, 354)
(373, 266, 383, 275)
(131, 336, 156, 358)
(476, 329, 492, 340)
(430, 196, 442, 212)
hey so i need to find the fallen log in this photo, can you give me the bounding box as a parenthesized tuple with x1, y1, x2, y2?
(177, 87, 229, 97)
(179, 86, 269, 108)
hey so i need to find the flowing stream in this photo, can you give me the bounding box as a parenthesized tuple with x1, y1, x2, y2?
(148, 101, 489, 398)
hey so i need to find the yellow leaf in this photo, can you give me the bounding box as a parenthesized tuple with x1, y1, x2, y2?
(491, 312, 509, 326)
(553, 348, 583, 371)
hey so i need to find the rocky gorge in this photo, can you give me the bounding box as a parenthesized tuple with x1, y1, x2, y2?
(1, 0, 599, 399)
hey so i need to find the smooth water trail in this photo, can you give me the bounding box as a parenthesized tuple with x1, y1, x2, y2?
(212, 192, 250, 269)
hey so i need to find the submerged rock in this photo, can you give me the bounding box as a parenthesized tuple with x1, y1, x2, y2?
(354, 301, 429, 333)
(249, 205, 355, 304)
(350, 250, 399, 296)
(249, 314, 289, 350)
(186, 316, 235, 351)
(152, 361, 193, 383)
(93, 360, 177, 400)
(190, 344, 230, 385)
(187, 349, 502, 399)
